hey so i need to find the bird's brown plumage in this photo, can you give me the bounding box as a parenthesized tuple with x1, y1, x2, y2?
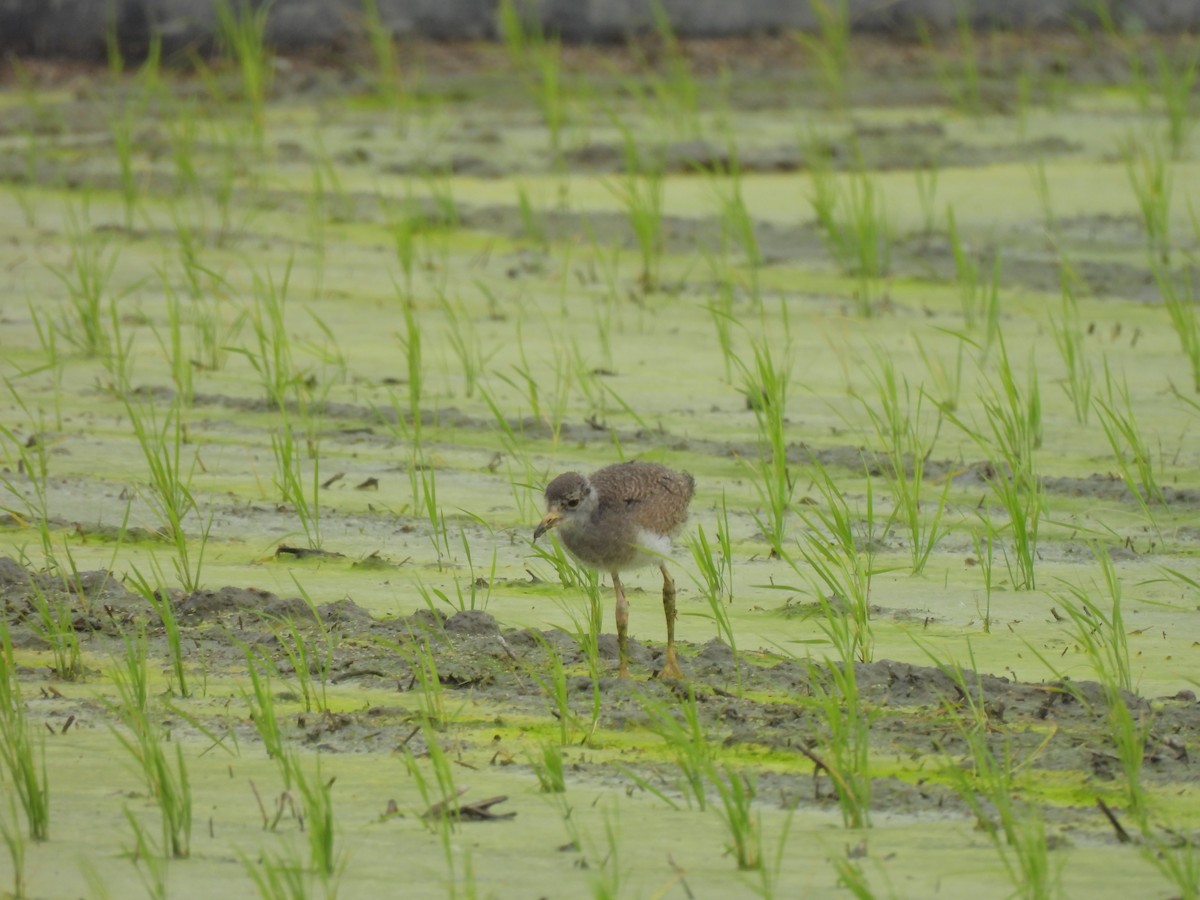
(542, 461, 694, 572)
(534, 460, 694, 680)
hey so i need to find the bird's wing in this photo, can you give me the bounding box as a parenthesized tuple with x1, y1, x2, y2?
(591, 462, 694, 533)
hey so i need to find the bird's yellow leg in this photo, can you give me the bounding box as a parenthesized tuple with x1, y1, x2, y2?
(658, 563, 684, 680)
(613, 572, 630, 678)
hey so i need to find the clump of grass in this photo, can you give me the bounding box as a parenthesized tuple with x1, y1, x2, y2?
(805, 658, 872, 829)
(794, 0, 852, 111)
(125, 395, 209, 591)
(687, 493, 739, 687)
(605, 122, 666, 292)
(1121, 137, 1173, 262)
(931, 647, 1063, 897)
(110, 631, 193, 858)
(1094, 360, 1165, 521)
(1052, 545, 1150, 829)
(0, 618, 50, 842)
(1153, 261, 1200, 392)
(214, 0, 274, 148)
(810, 164, 892, 313)
(498, 0, 569, 159)
(852, 346, 950, 575)
(1049, 256, 1092, 424)
(782, 455, 880, 663)
(735, 336, 794, 556)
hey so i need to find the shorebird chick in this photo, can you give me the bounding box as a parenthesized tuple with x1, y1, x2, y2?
(534, 460, 695, 679)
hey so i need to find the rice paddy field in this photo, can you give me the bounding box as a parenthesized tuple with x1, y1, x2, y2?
(0, 15, 1198, 899)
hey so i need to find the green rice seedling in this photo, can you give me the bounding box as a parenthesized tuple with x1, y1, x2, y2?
(439, 288, 498, 400)
(26, 576, 85, 681)
(1154, 45, 1199, 159)
(407, 450, 451, 567)
(794, 0, 852, 111)
(946, 205, 985, 330)
(0, 399, 57, 568)
(641, 1, 700, 139)
(1142, 832, 1200, 900)
(986, 465, 1042, 592)
(806, 657, 872, 828)
(708, 142, 761, 272)
(710, 764, 762, 870)
(1094, 360, 1165, 513)
(950, 339, 1047, 590)
(1050, 257, 1092, 424)
(404, 720, 461, 827)
(124, 809, 170, 900)
(783, 456, 880, 662)
(918, 10, 982, 115)
(271, 615, 326, 716)
(605, 121, 666, 291)
(526, 633, 577, 745)
(272, 415, 323, 550)
(110, 634, 193, 858)
(915, 334, 964, 413)
(292, 757, 345, 891)
(588, 811, 625, 900)
(931, 650, 1062, 897)
(627, 689, 706, 810)
(914, 161, 940, 235)
(398, 293, 424, 443)
(1027, 157, 1057, 235)
(214, 0, 274, 148)
(734, 336, 794, 555)
(243, 843, 310, 899)
(232, 260, 302, 408)
(46, 226, 120, 360)
(1053, 546, 1149, 825)
(1121, 137, 1173, 262)
(0, 798, 26, 899)
(971, 516, 997, 632)
(154, 271, 195, 406)
(498, 0, 568, 159)
(242, 647, 289, 776)
(361, 0, 401, 106)
(515, 182, 547, 246)
(0, 618, 50, 841)
(687, 499, 735, 609)
(109, 100, 142, 231)
(852, 347, 950, 575)
(125, 395, 209, 590)
(944, 334, 1041, 494)
(810, 166, 892, 313)
(705, 262, 739, 382)
(126, 564, 189, 697)
(531, 741, 567, 794)
(687, 496, 741, 689)
(1153, 261, 1200, 392)
(399, 631, 449, 730)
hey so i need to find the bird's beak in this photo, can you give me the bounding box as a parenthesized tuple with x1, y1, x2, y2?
(533, 511, 562, 542)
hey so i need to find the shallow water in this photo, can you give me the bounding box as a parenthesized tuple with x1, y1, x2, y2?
(1, 35, 1198, 898)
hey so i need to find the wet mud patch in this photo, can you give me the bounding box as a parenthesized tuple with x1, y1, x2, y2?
(3, 556, 1195, 834)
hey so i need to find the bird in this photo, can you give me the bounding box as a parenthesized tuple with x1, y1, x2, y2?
(533, 460, 695, 680)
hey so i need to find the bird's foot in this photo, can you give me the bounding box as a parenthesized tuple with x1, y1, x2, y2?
(656, 649, 684, 681)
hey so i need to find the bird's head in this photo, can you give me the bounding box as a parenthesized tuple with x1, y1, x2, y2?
(533, 471, 594, 541)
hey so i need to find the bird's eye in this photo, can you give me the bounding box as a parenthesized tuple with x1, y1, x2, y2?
(565, 497, 580, 509)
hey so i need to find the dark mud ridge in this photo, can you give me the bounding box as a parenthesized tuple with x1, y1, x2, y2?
(2, 555, 1196, 834)
(3, 1, 1198, 59)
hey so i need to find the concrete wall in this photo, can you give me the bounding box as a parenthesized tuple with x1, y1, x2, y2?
(0, 0, 1192, 59)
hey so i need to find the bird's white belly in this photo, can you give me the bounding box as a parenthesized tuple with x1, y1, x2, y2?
(627, 527, 674, 569)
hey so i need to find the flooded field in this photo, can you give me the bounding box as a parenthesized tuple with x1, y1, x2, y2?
(0, 25, 1198, 899)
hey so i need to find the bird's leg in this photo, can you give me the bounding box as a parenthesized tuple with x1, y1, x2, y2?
(658, 562, 684, 680)
(612, 572, 630, 678)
